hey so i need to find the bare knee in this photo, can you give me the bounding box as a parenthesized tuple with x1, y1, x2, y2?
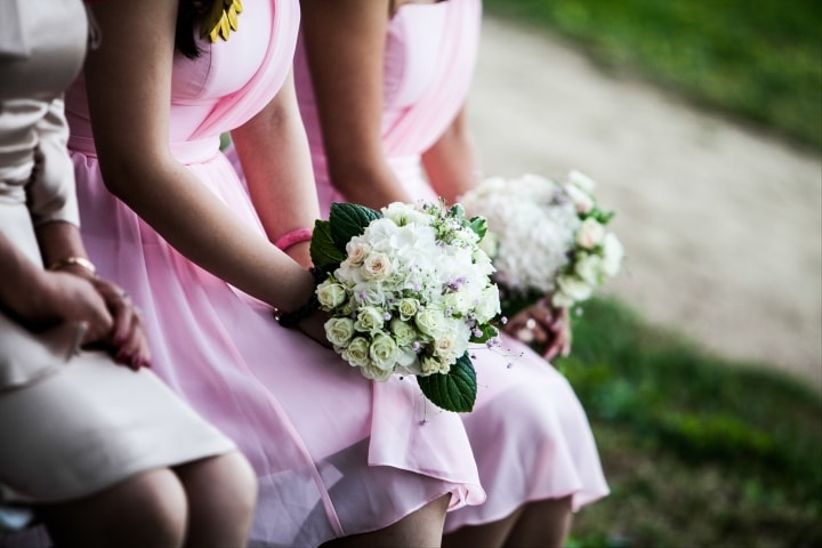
(112, 468, 189, 547)
(43, 468, 188, 548)
(174, 451, 257, 546)
(177, 452, 257, 518)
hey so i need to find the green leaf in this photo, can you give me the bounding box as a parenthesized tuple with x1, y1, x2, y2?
(329, 203, 381, 251)
(470, 323, 498, 344)
(417, 353, 477, 412)
(310, 219, 345, 272)
(468, 216, 488, 240)
(588, 208, 616, 225)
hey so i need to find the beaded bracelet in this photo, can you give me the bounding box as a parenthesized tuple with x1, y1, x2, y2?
(275, 228, 313, 252)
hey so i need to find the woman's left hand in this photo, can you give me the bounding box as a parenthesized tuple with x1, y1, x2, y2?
(89, 278, 152, 371)
(504, 299, 572, 362)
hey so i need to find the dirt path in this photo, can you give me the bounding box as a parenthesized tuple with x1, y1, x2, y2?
(470, 17, 822, 390)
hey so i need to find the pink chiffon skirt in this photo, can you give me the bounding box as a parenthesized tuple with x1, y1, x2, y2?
(70, 139, 484, 547)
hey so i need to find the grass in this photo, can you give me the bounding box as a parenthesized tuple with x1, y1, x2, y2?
(482, 0, 822, 150)
(525, 298, 822, 547)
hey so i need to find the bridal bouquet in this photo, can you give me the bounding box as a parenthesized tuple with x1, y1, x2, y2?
(309, 202, 501, 412)
(461, 171, 623, 309)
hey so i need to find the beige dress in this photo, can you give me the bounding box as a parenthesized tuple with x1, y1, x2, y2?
(0, 0, 235, 504)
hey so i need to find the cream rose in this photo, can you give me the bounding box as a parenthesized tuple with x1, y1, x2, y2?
(576, 218, 605, 250)
(342, 337, 370, 368)
(390, 318, 418, 347)
(362, 252, 392, 281)
(368, 332, 399, 370)
(324, 318, 355, 348)
(345, 240, 371, 267)
(396, 298, 420, 321)
(316, 280, 347, 309)
(415, 307, 445, 338)
(354, 306, 384, 334)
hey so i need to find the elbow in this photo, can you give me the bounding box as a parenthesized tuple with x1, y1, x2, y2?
(96, 147, 172, 201)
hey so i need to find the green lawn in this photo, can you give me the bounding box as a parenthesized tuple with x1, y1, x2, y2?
(534, 298, 822, 547)
(483, 0, 822, 150)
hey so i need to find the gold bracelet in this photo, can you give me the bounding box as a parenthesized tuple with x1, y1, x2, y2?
(48, 256, 97, 276)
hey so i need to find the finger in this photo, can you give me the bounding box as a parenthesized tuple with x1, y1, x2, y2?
(532, 325, 548, 344)
(108, 294, 132, 345)
(115, 317, 143, 370)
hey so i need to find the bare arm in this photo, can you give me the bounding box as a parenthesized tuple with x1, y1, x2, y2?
(421, 106, 479, 203)
(301, 0, 411, 209)
(84, 0, 313, 311)
(231, 73, 318, 268)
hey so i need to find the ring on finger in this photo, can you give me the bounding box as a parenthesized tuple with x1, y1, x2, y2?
(525, 318, 537, 331)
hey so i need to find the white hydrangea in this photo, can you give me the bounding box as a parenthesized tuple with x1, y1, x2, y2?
(462, 171, 623, 307)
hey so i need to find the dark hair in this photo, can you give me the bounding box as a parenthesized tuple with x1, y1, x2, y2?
(176, 0, 213, 59)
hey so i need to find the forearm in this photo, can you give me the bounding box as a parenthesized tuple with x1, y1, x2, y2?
(35, 221, 88, 270)
(422, 109, 479, 203)
(101, 158, 314, 312)
(331, 162, 412, 210)
(0, 233, 47, 316)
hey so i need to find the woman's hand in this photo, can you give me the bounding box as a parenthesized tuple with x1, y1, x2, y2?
(26, 270, 113, 344)
(90, 278, 152, 370)
(296, 310, 333, 349)
(504, 299, 572, 362)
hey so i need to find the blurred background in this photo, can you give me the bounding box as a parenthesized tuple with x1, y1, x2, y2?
(469, 0, 822, 546)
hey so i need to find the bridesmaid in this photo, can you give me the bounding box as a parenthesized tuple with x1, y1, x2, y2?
(67, 0, 484, 546)
(0, 2, 255, 547)
(294, 0, 609, 545)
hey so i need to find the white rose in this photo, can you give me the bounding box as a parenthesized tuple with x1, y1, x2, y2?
(354, 306, 385, 334)
(324, 318, 355, 347)
(395, 298, 420, 321)
(368, 332, 399, 371)
(360, 362, 394, 382)
(362, 252, 392, 281)
(575, 253, 604, 285)
(474, 285, 501, 324)
(345, 240, 371, 267)
(556, 275, 593, 302)
(442, 291, 470, 316)
(390, 318, 418, 347)
(602, 233, 624, 276)
(415, 307, 445, 338)
(567, 170, 597, 193)
(576, 218, 605, 250)
(316, 280, 347, 310)
(342, 337, 370, 368)
(564, 183, 594, 214)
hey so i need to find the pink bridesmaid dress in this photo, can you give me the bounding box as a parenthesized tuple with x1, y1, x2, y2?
(65, 1, 483, 546)
(294, 0, 609, 532)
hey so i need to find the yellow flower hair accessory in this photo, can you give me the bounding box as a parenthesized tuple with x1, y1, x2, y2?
(201, 0, 243, 43)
